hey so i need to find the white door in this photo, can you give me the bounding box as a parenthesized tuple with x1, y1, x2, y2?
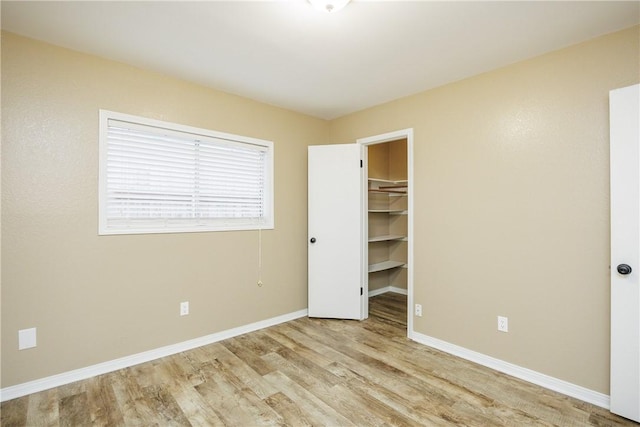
(308, 144, 363, 319)
(610, 83, 640, 422)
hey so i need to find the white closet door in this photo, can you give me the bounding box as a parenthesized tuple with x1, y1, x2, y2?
(308, 144, 363, 319)
(610, 83, 640, 422)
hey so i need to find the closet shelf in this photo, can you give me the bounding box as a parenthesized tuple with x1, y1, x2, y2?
(368, 178, 407, 197)
(369, 188, 407, 194)
(368, 178, 408, 185)
(368, 209, 406, 214)
(368, 260, 406, 273)
(368, 234, 405, 243)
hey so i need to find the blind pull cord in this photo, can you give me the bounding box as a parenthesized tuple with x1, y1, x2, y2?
(257, 227, 263, 287)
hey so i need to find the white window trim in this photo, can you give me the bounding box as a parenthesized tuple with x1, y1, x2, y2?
(99, 110, 274, 235)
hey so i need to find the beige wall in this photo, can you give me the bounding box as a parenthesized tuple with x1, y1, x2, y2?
(2, 25, 639, 395)
(330, 26, 640, 394)
(1, 32, 328, 387)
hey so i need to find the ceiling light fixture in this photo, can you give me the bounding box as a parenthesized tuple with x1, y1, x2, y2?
(308, 0, 351, 13)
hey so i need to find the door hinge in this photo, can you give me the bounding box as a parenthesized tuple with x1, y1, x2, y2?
(360, 287, 363, 296)
(360, 160, 363, 168)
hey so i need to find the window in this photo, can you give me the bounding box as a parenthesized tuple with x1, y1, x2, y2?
(99, 110, 273, 235)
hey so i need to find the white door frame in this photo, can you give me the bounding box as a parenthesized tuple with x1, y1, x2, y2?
(357, 128, 414, 332)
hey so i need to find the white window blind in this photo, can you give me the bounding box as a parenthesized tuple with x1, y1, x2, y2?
(99, 110, 273, 235)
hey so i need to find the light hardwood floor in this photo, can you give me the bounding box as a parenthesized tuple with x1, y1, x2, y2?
(1, 293, 637, 426)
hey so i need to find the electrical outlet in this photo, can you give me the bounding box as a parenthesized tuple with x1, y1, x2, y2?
(414, 304, 423, 317)
(180, 301, 189, 316)
(19, 327, 37, 350)
(497, 316, 508, 332)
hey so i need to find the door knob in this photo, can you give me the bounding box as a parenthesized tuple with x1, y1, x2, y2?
(310, 237, 316, 243)
(617, 264, 632, 275)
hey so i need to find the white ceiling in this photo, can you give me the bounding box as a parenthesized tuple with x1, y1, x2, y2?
(2, 1, 639, 120)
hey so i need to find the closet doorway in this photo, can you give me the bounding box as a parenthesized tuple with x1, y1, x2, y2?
(359, 129, 413, 332)
(308, 128, 413, 331)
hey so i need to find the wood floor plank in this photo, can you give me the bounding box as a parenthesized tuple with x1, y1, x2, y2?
(289, 318, 460, 404)
(194, 360, 284, 426)
(230, 330, 286, 357)
(171, 350, 214, 387)
(369, 292, 408, 326)
(329, 381, 425, 427)
(156, 356, 226, 426)
(453, 367, 591, 425)
(273, 322, 431, 403)
(589, 411, 640, 426)
(264, 350, 426, 426)
(301, 315, 556, 425)
(207, 340, 279, 399)
(0, 395, 28, 427)
(219, 336, 276, 376)
(326, 361, 456, 426)
(141, 384, 191, 426)
(109, 367, 168, 426)
(262, 327, 335, 368)
(262, 370, 356, 426)
(263, 392, 315, 427)
(86, 373, 125, 426)
(25, 389, 59, 427)
(56, 378, 86, 400)
(59, 392, 91, 427)
(2, 293, 637, 426)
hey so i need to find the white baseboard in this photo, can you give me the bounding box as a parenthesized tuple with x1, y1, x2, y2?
(409, 330, 610, 410)
(368, 286, 408, 297)
(1, 309, 308, 402)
